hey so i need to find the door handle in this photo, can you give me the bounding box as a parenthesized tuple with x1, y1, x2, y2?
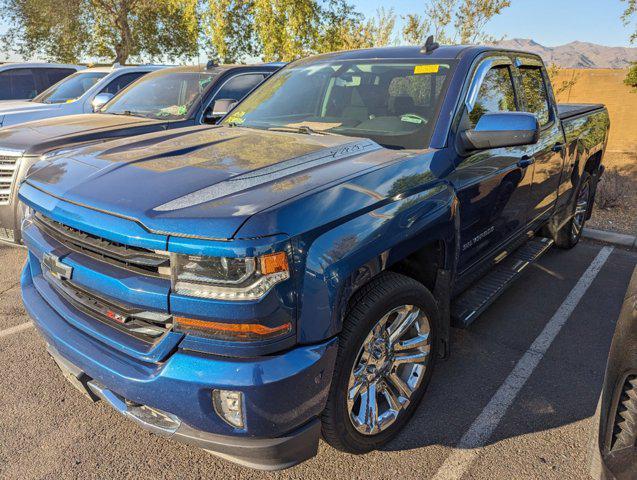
(552, 143, 565, 153)
(517, 155, 535, 168)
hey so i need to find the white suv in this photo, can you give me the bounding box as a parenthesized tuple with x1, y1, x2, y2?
(0, 65, 167, 128)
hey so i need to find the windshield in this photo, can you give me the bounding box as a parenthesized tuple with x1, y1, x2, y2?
(34, 72, 107, 104)
(103, 70, 217, 119)
(221, 60, 454, 149)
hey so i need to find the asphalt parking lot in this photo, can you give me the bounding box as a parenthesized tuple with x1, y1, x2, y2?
(1, 240, 636, 480)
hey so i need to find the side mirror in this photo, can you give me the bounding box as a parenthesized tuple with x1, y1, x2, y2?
(460, 112, 540, 151)
(204, 99, 238, 124)
(91, 93, 114, 112)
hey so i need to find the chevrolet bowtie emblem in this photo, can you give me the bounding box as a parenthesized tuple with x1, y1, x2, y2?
(42, 252, 73, 280)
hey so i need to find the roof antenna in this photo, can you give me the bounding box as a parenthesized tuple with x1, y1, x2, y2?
(421, 35, 439, 54)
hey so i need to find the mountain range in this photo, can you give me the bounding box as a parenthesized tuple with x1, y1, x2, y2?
(494, 39, 637, 68)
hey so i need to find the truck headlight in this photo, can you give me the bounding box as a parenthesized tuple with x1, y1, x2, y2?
(170, 251, 290, 301)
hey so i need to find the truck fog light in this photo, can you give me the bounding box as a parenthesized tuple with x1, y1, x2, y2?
(212, 389, 245, 429)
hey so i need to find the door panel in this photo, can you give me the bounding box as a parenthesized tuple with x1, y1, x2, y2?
(524, 125, 564, 221)
(452, 147, 534, 272)
(453, 62, 535, 273)
(516, 65, 565, 221)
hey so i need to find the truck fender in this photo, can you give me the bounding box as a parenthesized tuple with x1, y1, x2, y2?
(296, 182, 459, 345)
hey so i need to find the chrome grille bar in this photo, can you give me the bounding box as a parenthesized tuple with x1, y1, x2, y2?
(0, 151, 22, 205)
(44, 271, 173, 342)
(34, 212, 170, 277)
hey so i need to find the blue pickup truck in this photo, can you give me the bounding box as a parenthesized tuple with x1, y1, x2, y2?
(19, 44, 609, 470)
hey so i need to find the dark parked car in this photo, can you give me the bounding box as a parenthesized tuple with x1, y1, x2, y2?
(0, 62, 82, 102)
(593, 266, 637, 480)
(0, 62, 282, 244)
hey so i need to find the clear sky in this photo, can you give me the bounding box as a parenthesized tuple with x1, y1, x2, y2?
(354, 0, 634, 47)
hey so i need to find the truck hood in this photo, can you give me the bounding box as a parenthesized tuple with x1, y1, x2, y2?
(25, 125, 401, 240)
(0, 101, 65, 128)
(0, 100, 60, 116)
(0, 113, 165, 154)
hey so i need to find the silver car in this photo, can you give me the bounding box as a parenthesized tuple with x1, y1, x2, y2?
(0, 65, 166, 128)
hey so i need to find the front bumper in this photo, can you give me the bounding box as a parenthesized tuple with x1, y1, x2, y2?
(22, 262, 338, 469)
(47, 344, 322, 471)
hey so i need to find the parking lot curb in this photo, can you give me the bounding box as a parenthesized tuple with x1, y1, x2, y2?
(583, 227, 637, 250)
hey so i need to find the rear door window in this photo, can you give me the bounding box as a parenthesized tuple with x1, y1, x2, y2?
(99, 72, 146, 96)
(38, 68, 77, 89)
(214, 74, 266, 102)
(0, 68, 38, 100)
(519, 67, 551, 126)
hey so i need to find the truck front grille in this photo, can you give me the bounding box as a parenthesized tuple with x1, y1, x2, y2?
(0, 154, 20, 205)
(44, 271, 173, 343)
(34, 212, 170, 278)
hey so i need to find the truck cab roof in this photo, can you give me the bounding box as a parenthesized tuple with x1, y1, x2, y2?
(307, 44, 542, 62)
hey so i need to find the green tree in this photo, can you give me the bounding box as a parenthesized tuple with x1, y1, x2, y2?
(402, 0, 510, 45)
(316, 0, 365, 53)
(427, 0, 456, 44)
(454, 0, 510, 44)
(252, 0, 322, 61)
(623, 0, 636, 43)
(1, 0, 90, 63)
(367, 7, 396, 47)
(335, 8, 397, 50)
(625, 63, 637, 90)
(205, 0, 257, 63)
(402, 13, 428, 45)
(1, 0, 200, 64)
(622, 1, 636, 88)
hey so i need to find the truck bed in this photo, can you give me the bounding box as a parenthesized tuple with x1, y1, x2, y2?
(557, 103, 605, 120)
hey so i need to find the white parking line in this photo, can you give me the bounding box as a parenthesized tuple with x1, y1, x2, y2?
(0, 321, 34, 339)
(432, 246, 614, 480)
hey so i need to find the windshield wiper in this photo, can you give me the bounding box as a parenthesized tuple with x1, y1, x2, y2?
(108, 110, 143, 117)
(267, 125, 338, 136)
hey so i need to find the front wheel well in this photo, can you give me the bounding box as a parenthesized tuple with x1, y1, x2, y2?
(387, 241, 445, 293)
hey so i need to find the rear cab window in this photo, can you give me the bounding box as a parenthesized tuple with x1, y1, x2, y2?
(518, 67, 551, 126)
(0, 68, 38, 100)
(34, 68, 77, 92)
(214, 73, 266, 102)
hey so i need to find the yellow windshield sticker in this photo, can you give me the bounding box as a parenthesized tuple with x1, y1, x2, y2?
(414, 64, 440, 74)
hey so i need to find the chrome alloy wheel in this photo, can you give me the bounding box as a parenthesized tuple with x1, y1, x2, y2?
(347, 304, 431, 435)
(572, 180, 590, 241)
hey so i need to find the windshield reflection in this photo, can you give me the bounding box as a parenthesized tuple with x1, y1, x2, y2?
(222, 60, 454, 149)
(34, 72, 107, 104)
(103, 70, 217, 120)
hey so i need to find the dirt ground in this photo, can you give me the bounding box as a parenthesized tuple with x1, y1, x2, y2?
(554, 69, 637, 235)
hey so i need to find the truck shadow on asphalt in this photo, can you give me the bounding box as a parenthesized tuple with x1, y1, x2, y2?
(380, 244, 636, 453)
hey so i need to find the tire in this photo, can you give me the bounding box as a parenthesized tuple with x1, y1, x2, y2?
(555, 172, 592, 249)
(321, 272, 439, 453)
